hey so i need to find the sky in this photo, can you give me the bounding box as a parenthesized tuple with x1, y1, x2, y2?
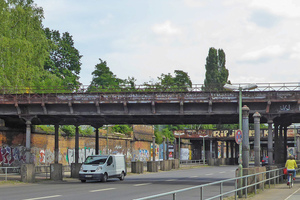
(34, 0, 300, 86)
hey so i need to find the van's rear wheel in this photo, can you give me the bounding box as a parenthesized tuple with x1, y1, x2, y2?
(102, 173, 108, 182)
(119, 172, 125, 181)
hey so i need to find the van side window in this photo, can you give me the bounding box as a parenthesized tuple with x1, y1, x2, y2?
(107, 156, 113, 166)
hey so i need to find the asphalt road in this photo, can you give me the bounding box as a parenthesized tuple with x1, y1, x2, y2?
(0, 165, 238, 200)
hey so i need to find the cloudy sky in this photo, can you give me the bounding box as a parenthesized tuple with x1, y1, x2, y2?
(34, 0, 300, 86)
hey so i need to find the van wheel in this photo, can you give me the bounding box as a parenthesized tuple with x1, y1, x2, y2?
(119, 172, 125, 181)
(102, 173, 108, 182)
(81, 180, 86, 183)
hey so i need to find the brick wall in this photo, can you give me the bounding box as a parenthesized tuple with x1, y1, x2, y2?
(0, 125, 155, 166)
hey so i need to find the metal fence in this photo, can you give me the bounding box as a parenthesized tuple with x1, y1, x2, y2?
(134, 167, 294, 200)
(0, 167, 21, 181)
(0, 165, 72, 181)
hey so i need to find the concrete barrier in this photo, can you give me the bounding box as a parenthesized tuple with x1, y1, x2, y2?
(160, 160, 171, 171)
(243, 167, 266, 193)
(21, 164, 35, 183)
(131, 161, 144, 173)
(50, 163, 63, 181)
(147, 161, 158, 172)
(71, 163, 82, 178)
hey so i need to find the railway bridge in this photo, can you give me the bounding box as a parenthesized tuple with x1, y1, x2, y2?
(0, 83, 300, 178)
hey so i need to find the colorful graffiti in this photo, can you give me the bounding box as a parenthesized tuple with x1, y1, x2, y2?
(0, 146, 26, 166)
(132, 149, 149, 161)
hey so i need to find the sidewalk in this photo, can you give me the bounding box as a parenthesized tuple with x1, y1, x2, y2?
(242, 176, 300, 200)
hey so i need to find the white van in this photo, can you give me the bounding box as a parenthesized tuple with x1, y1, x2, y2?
(79, 154, 126, 182)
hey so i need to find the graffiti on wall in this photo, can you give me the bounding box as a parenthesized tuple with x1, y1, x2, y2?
(132, 149, 149, 161)
(66, 148, 96, 164)
(0, 146, 26, 166)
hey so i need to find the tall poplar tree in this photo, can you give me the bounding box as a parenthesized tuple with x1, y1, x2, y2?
(203, 47, 229, 91)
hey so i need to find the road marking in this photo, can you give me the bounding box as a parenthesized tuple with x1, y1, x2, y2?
(190, 176, 198, 178)
(134, 183, 151, 186)
(284, 187, 300, 200)
(23, 195, 61, 200)
(219, 171, 225, 173)
(165, 179, 176, 181)
(90, 188, 116, 193)
(206, 173, 213, 176)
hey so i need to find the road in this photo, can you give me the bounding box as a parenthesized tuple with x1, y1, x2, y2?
(0, 166, 238, 200)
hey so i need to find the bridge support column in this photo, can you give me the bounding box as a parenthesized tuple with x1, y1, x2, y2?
(54, 124, 59, 164)
(242, 105, 250, 168)
(214, 140, 218, 158)
(253, 112, 261, 167)
(267, 120, 274, 165)
(284, 125, 288, 162)
(25, 120, 32, 163)
(92, 124, 102, 155)
(152, 136, 156, 161)
(279, 125, 284, 163)
(163, 136, 166, 160)
(274, 123, 279, 164)
(221, 142, 224, 158)
(71, 125, 81, 178)
(210, 139, 213, 159)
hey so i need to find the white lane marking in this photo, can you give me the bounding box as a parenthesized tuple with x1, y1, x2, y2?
(219, 171, 226, 173)
(190, 176, 198, 178)
(206, 173, 213, 176)
(23, 195, 61, 200)
(90, 188, 116, 193)
(134, 183, 151, 186)
(165, 179, 176, 181)
(284, 187, 300, 200)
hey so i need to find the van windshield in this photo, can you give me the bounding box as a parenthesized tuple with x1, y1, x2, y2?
(84, 156, 108, 165)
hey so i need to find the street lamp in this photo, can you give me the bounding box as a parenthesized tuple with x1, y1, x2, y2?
(200, 134, 209, 165)
(224, 83, 257, 196)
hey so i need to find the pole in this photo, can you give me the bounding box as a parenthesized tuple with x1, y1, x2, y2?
(179, 135, 181, 161)
(238, 87, 243, 197)
(106, 126, 109, 154)
(203, 136, 205, 165)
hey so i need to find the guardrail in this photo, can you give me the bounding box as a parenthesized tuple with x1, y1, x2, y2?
(1, 82, 300, 94)
(180, 159, 206, 165)
(134, 167, 293, 200)
(0, 167, 21, 181)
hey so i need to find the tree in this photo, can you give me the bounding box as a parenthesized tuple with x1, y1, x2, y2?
(44, 28, 82, 89)
(0, 0, 63, 91)
(88, 59, 124, 92)
(144, 70, 192, 92)
(203, 47, 229, 91)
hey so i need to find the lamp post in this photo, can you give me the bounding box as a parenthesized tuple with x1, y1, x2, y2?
(200, 134, 209, 164)
(224, 83, 257, 196)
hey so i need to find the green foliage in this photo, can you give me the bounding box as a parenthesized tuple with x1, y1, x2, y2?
(44, 28, 82, 89)
(35, 125, 55, 134)
(143, 70, 192, 92)
(0, 0, 63, 91)
(111, 125, 132, 136)
(203, 47, 229, 91)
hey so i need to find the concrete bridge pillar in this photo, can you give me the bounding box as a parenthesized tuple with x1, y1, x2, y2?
(267, 120, 274, 165)
(253, 112, 261, 167)
(242, 105, 250, 168)
(152, 136, 156, 161)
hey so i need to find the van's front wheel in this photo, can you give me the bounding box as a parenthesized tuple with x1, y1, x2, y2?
(119, 172, 125, 181)
(102, 173, 108, 182)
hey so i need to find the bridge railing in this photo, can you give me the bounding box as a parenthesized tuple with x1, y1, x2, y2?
(133, 167, 292, 200)
(1, 82, 300, 94)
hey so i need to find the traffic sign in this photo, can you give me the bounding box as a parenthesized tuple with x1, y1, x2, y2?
(235, 129, 242, 144)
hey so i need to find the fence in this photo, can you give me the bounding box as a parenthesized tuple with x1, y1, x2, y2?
(0, 165, 72, 181)
(134, 167, 294, 200)
(0, 167, 21, 181)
